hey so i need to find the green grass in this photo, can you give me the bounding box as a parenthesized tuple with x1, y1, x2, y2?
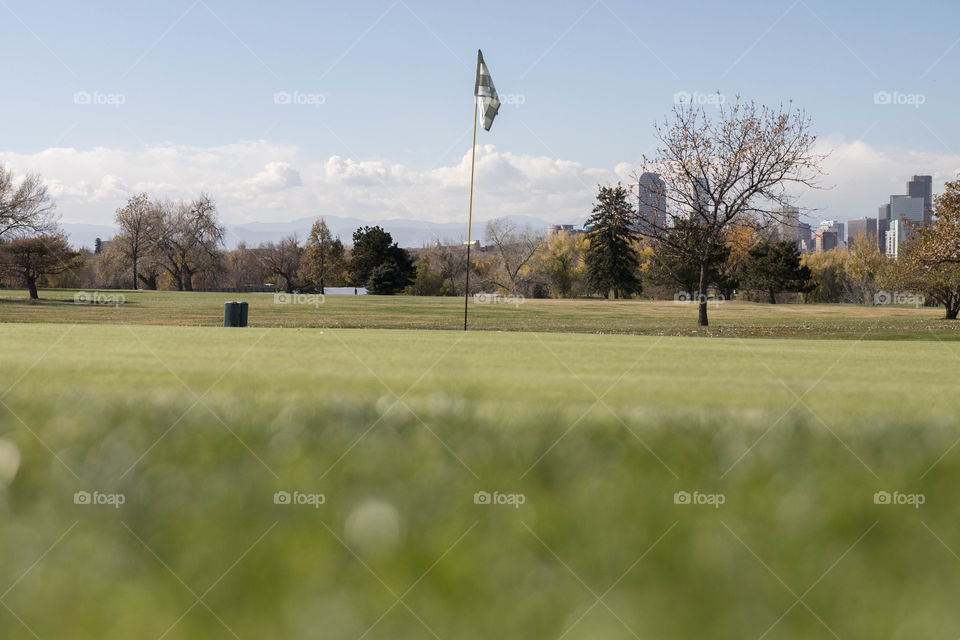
(1, 323, 959, 638)
(1, 287, 959, 340)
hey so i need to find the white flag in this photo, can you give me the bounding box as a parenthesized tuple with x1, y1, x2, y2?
(474, 50, 500, 131)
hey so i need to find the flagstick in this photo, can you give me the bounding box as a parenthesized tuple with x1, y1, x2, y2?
(464, 95, 479, 331)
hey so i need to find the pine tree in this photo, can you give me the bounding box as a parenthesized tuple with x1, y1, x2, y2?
(584, 184, 641, 298)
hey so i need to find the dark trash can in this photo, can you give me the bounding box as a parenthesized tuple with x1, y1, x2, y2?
(224, 301, 248, 327)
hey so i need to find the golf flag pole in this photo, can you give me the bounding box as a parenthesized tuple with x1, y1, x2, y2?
(464, 49, 500, 331)
(464, 94, 478, 331)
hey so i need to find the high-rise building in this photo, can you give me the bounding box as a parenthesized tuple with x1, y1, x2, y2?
(877, 192, 925, 253)
(847, 217, 877, 246)
(774, 206, 814, 253)
(775, 205, 800, 240)
(907, 175, 933, 222)
(635, 172, 667, 235)
(889, 195, 925, 224)
(818, 220, 846, 248)
(797, 222, 812, 253)
(814, 230, 838, 253)
(877, 204, 891, 252)
(886, 219, 907, 258)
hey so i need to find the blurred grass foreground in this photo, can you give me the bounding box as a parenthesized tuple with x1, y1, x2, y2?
(0, 323, 958, 638)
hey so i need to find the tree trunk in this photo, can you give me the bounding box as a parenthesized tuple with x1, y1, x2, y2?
(26, 276, 38, 300)
(769, 289, 776, 304)
(947, 307, 959, 320)
(319, 278, 325, 295)
(132, 255, 138, 291)
(697, 262, 708, 326)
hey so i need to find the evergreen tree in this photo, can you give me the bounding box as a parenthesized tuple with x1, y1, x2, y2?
(741, 240, 811, 303)
(348, 226, 415, 289)
(584, 184, 641, 298)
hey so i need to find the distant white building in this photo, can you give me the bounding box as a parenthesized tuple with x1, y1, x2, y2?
(547, 224, 585, 237)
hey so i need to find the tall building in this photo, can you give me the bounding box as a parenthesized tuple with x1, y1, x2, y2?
(877, 193, 925, 253)
(635, 172, 667, 235)
(775, 206, 799, 240)
(814, 230, 838, 253)
(907, 175, 933, 222)
(818, 220, 846, 248)
(797, 222, 812, 253)
(877, 204, 891, 252)
(886, 219, 907, 258)
(774, 206, 813, 252)
(847, 217, 877, 246)
(889, 195, 925, 224)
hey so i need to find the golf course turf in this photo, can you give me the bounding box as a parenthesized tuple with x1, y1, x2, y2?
(1, 301, 959, 637)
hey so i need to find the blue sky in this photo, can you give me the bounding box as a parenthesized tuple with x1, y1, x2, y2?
(1, 0, 959, 228)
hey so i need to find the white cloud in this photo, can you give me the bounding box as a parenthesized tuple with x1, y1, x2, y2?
(794, 137, 960, 220)
(1, 138, 958, 230)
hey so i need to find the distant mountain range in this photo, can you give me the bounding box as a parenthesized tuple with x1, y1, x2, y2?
(62, 214, 582, 250)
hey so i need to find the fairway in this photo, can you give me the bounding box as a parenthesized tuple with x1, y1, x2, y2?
(2, 287, 959, 340)
(2, 322, 959, 638)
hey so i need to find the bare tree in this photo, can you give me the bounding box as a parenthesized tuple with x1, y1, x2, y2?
(259, 235, 302, 292)
(224, 242, 270, 289)
(151, 194, 224, 291)
(483, 218, 543, 294)
(0, 165, 57, 239)
(114, 193, 154, 289)
(637, 97, 824, 325)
